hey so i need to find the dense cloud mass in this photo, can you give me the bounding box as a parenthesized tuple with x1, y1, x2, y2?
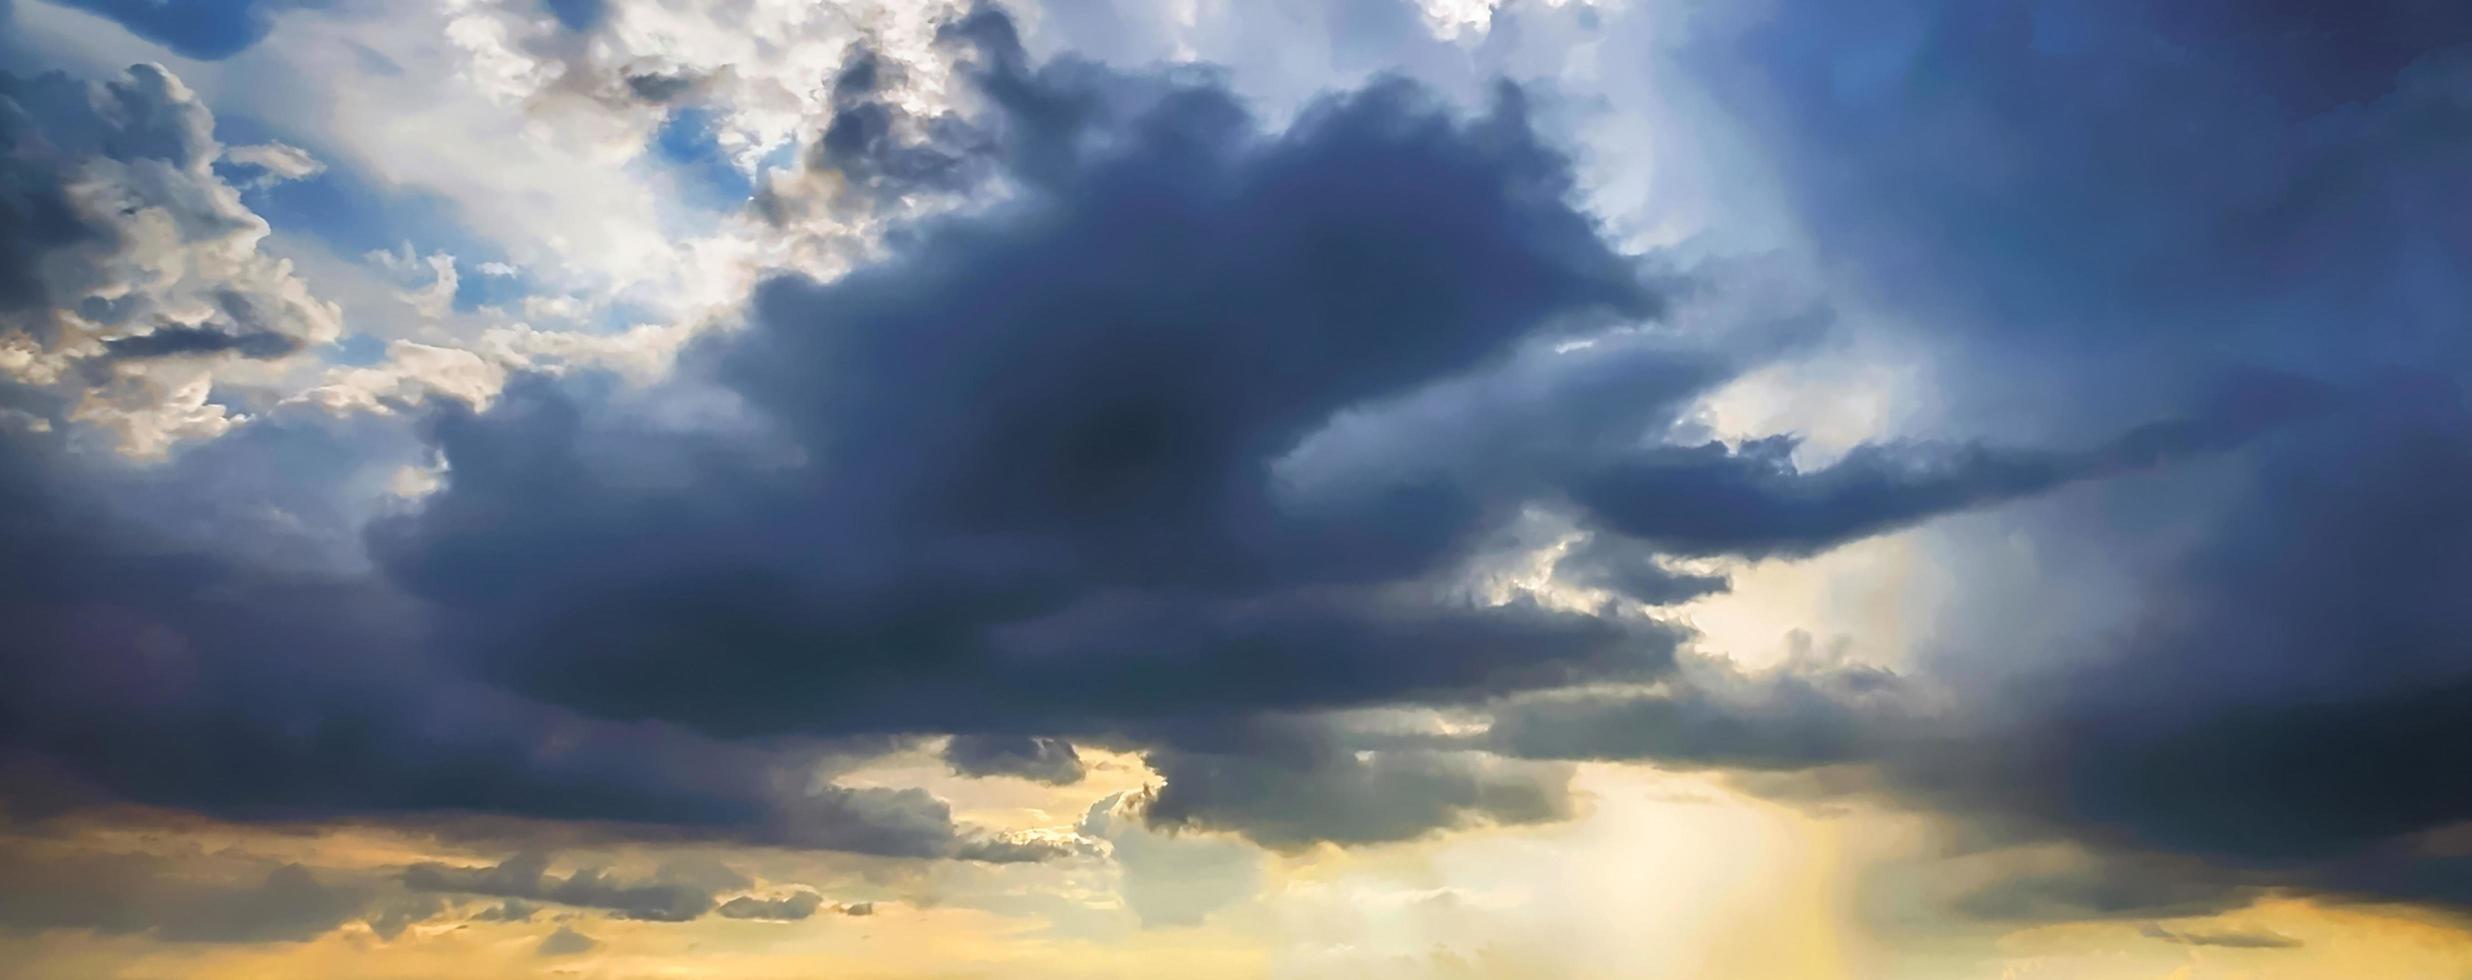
(369, 22, 1696, 765)
(2, 0, 2469, 962)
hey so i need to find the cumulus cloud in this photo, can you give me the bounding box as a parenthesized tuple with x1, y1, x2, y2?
(0, 63, 340, 453)
(367, 17, 1677, 771)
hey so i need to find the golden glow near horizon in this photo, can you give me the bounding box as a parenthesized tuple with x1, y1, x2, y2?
(11, 758, 2472, 978)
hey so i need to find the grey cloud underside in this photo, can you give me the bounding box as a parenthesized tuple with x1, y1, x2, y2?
(1484, 651, 1907, 772)
(943, 734, 1087, 785)
(1138, 744, 1576, 850)
(0, 422, 1020, 860)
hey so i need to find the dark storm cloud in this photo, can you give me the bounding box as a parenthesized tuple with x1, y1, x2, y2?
(943, 735, 1087, 785)
(1665, 0, 2472, 913)
(372, 11, 1673, 758)
(1708, 0, 2471, 394)
(356, 4, 2288, 850)
(1926, 392, 2472, 865)
(0, 422, 997, 861)
(1, 0, 2376, 872)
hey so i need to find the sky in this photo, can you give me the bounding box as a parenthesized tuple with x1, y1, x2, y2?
(1, 0, 2469, 977)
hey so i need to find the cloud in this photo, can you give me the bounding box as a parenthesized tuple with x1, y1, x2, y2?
(0, 848, 417, 944)
(942, 735, 1087, 785)
(5, 0, 2428, 910)
(223, 142, 324, 186)
(403, 853, 717, 922)
(1081, 792, 1261, 927)
(1660, 0, 2472, 913)
(954, 831, 1088, 864)
(368, 10, 1677, 764)
(1941, 857, 2266, 925)
(2140, 923, 2303, 950)
(103, 322, 302, 360)
(536, 923, 598, 957)
(1486, 647, 1908, 771)
(1548, 534, 1727, 606)
(715, 891, 824, 921)
(1568, 388, 2323, 560)
(56, 0, 304, 60)
(1137, 734, 1577, 849)
(0, 416, 986, 859)
(471, 900, 538, 923)
(0, 63, 340, 453)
